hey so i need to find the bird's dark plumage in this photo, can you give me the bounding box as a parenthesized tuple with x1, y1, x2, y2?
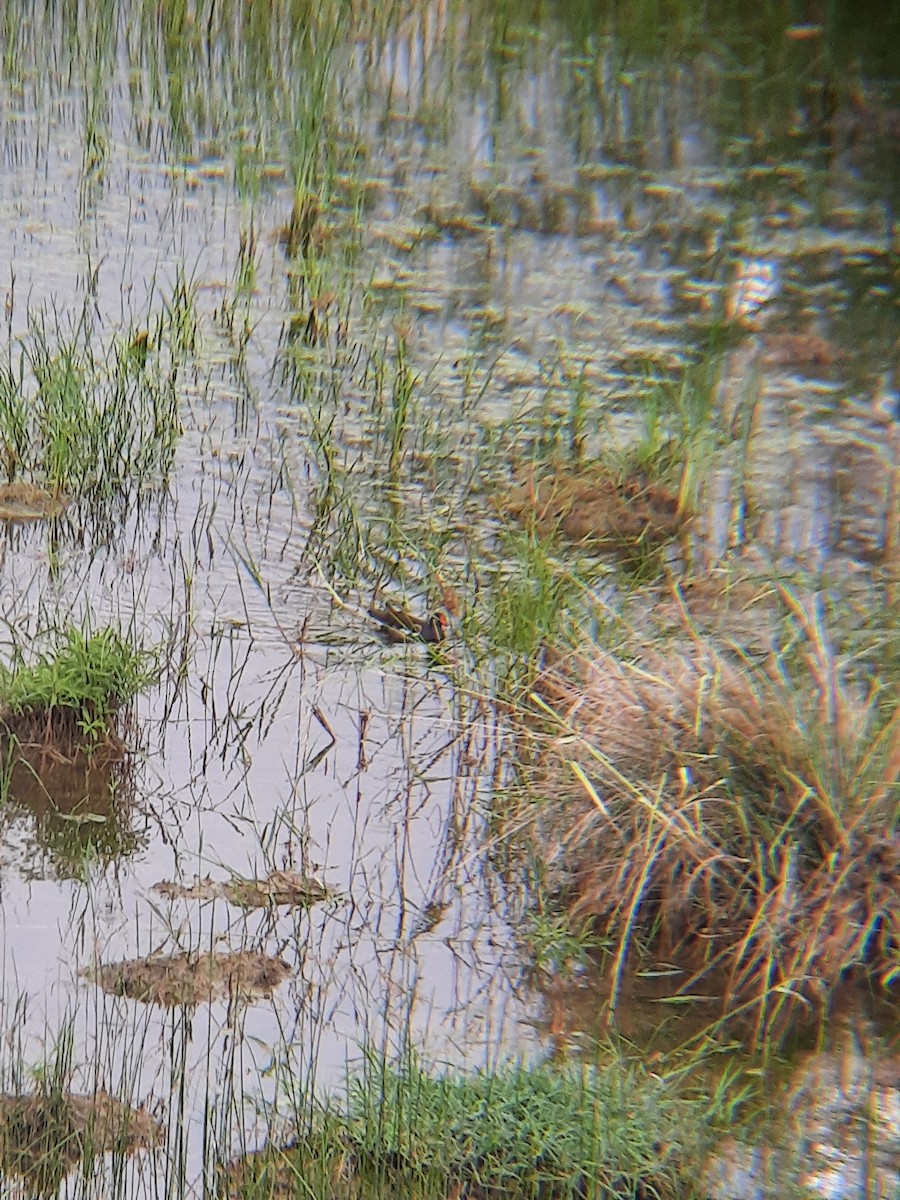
(368, 604, 448, 644)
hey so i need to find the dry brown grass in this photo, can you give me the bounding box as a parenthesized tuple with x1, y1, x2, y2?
(0, 482, 66, 521)
(529, 589, 899, 1043)
(503, 465, 686, 552)
(92, 951, 291, 1006)
(0, 1089, 159, 1193)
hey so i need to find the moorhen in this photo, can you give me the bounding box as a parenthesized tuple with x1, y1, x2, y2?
(368, 604, 448, 644)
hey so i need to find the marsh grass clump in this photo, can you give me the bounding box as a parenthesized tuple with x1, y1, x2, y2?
(528, 588, 899, 1043)
(223, 1054, 716, 1200)
(0, 627, 159, 749)
(506, 464, 684, 564)
(505, 365, 720, 574)
(0, 628, 157, 861)
(0, 1088, 160, 1196)
(491, 532, 574, 659)
(388, 340, 414, 484)
(161, 268, 202, 361)
(0, 309, 180, 502)
(277, 191, 322, 260)
(0, 1026, 160, 1196)
(0, 623, 156, 860)
(503, 430, 693, 578)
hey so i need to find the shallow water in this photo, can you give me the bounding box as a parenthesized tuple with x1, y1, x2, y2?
(0, 3, 896, 1195)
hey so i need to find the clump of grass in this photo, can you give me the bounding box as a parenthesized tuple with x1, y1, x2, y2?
(235, 224, 259, 299)
(161, 268, 200, 359)
(504, 364, 719, 577)
(519, 906, 601, 982)
(527, 587, 899, 1044)
(224, 1053, 718, 1200)
(0, 308, 180, 500)
(348, 1055, 702, 1199)
(484, 529, 587, 706)
(0, 627, 156, 870)
(277, 191, 322, 260)
(0, 1026, 159, 1195)
(0, 1087, 159, 1194)
(0, 627, 159, 746)
(491, 531, 572, 658)
(388, 339, 414, 484)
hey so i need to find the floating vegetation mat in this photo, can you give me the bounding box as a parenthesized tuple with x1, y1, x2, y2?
(153, 870, 333, 909)
(93, 951, 291, 1006)
(0, 483, 66, 522)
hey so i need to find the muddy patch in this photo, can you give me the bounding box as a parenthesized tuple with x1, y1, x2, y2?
(153, 870, 334, 909)
(92, 951, 291, 1006)
(0, 716, 136, 870)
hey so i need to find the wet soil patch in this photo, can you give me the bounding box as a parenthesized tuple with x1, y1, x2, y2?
(0, 714, 126, 802)
(0, 712, 136, 868)
(93, 951, 291, 1006)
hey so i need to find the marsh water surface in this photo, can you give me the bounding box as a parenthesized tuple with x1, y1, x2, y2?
(0, 3, 896, 1196)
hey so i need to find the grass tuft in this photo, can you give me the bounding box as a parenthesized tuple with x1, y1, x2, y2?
(527, 587, 899, 1043)
(0, 627, 159, 743)
(0, 309, 180, 502)
(223, 1052, 718, 1200)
